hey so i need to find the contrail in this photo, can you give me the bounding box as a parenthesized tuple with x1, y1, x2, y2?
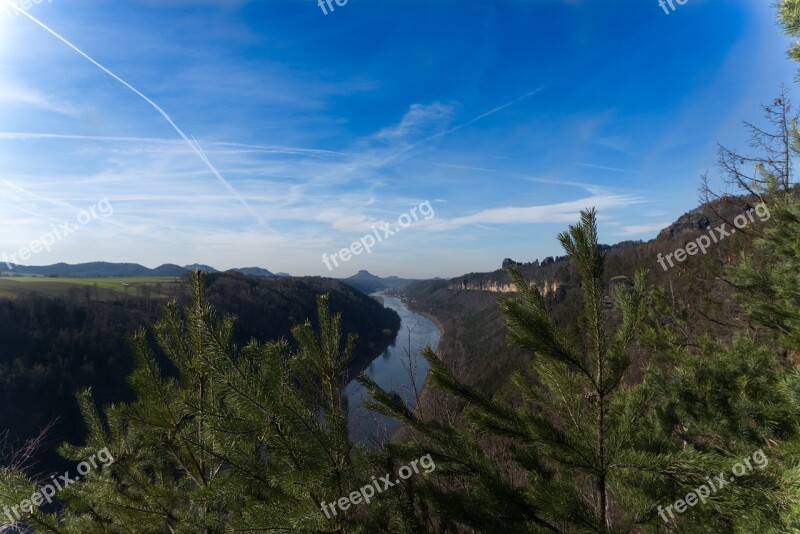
(571, 162, 636, 174)
(417, 88, 543, 147)
(383, 89, 543, 165)
(0, 132, 351, 158)
(4, 1, 266, 226)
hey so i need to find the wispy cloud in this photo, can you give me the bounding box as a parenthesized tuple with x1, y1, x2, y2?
(571, 162, 636, 174)
(593, 135, 633, 155)
(0, 132, 350, 158)
(316, 211, 387, 233)
(9, 6, 265, 226)
(397, 89, 543, 155)
(0, 81, 78, 117)
(614, 223, 669, 236)
(375, 102, 455, 142)
(432, 189, 644, 230)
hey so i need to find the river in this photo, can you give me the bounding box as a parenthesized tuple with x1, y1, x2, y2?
(345, 292, 441, 444)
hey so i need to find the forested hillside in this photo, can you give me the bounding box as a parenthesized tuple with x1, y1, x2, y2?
(404, 193, 767, 402)
(0, 273, 399, 473)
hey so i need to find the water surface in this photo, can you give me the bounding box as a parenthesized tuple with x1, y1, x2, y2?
(345, 293, 441, 444)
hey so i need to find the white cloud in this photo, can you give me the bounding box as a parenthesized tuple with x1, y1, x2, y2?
(374, 102, 455, 142)
(432, 192, 644, 230)
(615, 223, 669, 236)
(315, 211, 387, 234)
(0, 81, 78, 116)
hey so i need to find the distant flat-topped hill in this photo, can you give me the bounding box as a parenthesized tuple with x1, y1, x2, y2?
(343, 269, 420, 294)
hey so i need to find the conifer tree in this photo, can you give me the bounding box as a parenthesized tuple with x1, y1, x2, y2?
(781, 0, 800, 63)
(646, 9, 800, 523)
(0, 272, 374, 533)
(361, 208, 782, 532)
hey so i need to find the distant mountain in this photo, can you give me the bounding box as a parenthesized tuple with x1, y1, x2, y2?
(184, 264, 219, 273)
(0, 262, 279, 278)
(151, 264, 193, 276)
(275, 272, 292, 278)
(0, 262, 188, 277)
(343, 270, 419, 294)
(228, 267, 275, 278)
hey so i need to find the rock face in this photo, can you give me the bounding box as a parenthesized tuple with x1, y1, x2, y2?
(656, 196, 756, 241)
(657, 209, 711, 240)
(604, 276, 634, 308)
(450, 279, 516, 292)
(552, 284, 568, 303)
(449, 277, 571, 302)
(503, 258, 540, 270)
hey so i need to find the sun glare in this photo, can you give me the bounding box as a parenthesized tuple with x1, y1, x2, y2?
(0, 2, 20, 59)
(0, 11, 9, 54)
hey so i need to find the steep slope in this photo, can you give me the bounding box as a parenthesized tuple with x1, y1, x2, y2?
(404, 195, 767, 404)
(0, 272, 400, 473)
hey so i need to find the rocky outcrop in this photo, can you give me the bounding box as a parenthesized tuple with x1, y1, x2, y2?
(604, 276, 634, 308)
(449, 279, 516, 292)
(449, 277, 572, 302)
(657, 209, 711, 240)
(502, 258, 540, 270)
(656, 196, 757, 240)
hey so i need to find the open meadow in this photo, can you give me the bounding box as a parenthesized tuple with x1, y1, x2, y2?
(0, 277, 184, 300)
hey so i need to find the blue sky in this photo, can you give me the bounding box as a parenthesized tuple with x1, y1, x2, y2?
(0, 0, 796, 278)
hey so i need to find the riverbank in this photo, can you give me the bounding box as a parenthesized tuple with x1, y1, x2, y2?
(406, 308, 441, 413)
(345, 293, 441, 444)
(391, 301, 456, 440)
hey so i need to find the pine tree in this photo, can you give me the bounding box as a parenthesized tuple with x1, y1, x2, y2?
(739, 2, 800, 350)
(362, 209, 776, 532)
(0, 271, 376, 533)
(639, 327, 800, 531)
(780, 0, 800, 63)
(721, 145, 800, 531)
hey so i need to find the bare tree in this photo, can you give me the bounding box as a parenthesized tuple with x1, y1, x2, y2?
(0, 420, 55, 475)
(702, 86, 797, 201)
(699, 86, 799, 237)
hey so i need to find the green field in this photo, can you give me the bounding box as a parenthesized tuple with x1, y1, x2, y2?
(0, 277, 184, 300)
